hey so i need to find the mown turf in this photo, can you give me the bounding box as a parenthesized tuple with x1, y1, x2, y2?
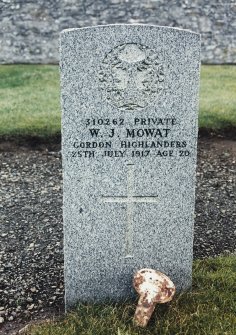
(0, 65, 60, 137)
(199, 65, 236, 129)
(0, 65, 236, 137)
(28, 256, 236, 335)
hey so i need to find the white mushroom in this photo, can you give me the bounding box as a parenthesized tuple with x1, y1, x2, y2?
(133, 268, 176, 327)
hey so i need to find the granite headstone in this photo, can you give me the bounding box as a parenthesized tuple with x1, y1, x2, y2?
(60, 24, 201, 309)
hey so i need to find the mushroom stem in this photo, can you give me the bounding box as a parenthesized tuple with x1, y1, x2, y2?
(133, 269, 176, 328)
(134, 294, 156, 327)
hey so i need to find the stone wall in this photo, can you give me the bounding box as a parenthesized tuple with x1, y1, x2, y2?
(0, 0, 235, 64)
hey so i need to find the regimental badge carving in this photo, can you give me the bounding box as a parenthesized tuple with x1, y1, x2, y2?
(99, 43, 164, 111)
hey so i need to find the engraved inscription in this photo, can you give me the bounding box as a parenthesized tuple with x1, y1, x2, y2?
(102, 164, 159, 258)
(70, 116, 193, 159)
(99, 43, 164, 111)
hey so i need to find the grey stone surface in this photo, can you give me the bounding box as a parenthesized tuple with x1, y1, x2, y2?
(60, 24, 201, 308)
(0, 0, 235, 64)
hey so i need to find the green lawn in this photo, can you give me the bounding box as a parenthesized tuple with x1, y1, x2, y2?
(199, 65, 236, 129)
(0, 65, 235, 137)
(0, 65, 60, 137)
(27, 256, 236, 335)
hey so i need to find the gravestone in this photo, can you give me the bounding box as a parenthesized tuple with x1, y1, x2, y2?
(60, 24, 201, 308)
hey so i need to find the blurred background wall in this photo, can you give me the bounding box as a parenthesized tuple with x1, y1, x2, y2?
(0, 0, 235, 64)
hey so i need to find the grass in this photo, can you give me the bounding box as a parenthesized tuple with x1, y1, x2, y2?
(0, 65, 60, 137)
(27, 256, 236, 335)
(199, 65, 236, 129)
(0, 65, 236, 137)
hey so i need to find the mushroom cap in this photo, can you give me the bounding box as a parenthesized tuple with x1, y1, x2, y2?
(133, 268, 176, 303)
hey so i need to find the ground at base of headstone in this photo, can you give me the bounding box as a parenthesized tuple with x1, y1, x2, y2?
(3, 256, 236, 335)
(0, 137, 235, 334)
